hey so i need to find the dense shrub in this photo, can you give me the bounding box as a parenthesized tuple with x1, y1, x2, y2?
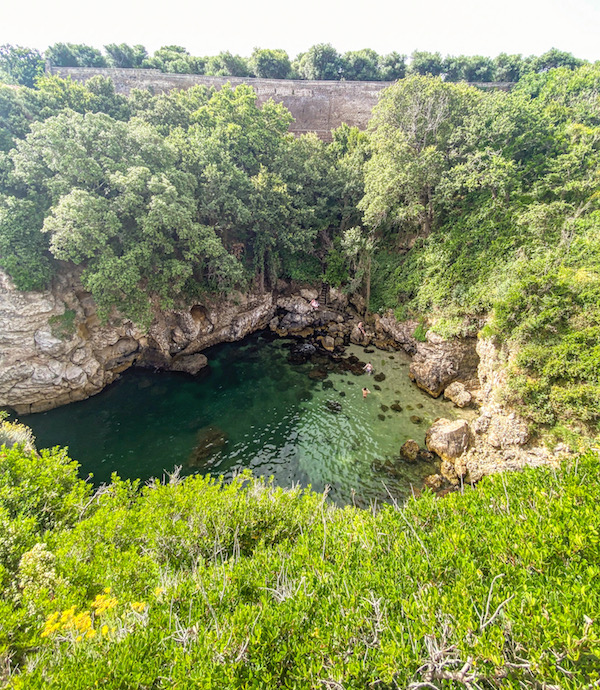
(1, 432, 599, 688)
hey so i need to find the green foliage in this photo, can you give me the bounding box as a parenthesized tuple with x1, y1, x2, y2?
(413, 321, 428, 341)
(342, 49, 380, 82)
(0, 194, 53, 290)
(45, 42, 107, 68)
(249, 48, 291, 79)
(0, 44, 44, 87)
(363, 65, 600, 436)
(323, 247, 349, 287)
(104, 43, 147, 69)
(48, 309, 76, 340)
(296, 43, 343, 80)
(205, 51, 250, 77)
(2, 432, 599, 688)
(280, 250, 322, 283)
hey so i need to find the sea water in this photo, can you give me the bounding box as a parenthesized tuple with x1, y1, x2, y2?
(22, 333, 472, 506)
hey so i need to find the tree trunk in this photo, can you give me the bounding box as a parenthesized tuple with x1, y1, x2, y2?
(365, 252, 372, 317)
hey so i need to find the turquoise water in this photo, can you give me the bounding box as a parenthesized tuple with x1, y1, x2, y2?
(22, 333, 469, 506)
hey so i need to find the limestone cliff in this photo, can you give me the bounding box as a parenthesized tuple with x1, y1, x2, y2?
(0, 269, 275, 414)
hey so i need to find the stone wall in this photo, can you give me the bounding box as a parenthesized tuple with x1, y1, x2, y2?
(49, 67, 394, 140)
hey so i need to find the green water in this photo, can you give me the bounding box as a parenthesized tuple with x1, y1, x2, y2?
(22, 333, 470, 506)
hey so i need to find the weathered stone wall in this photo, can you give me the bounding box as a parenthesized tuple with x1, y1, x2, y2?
(49, 67, 394, 139)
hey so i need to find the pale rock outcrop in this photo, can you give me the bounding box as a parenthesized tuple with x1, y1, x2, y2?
(299, 288, 318, 301)
(444, 381, 472, 408)
(375, 312, 419, 353)
(327, 287, 348, 311)
(425, 418, 472, 462)
(0, 269, 275, 413)
(409, 333, 479, 398)
(0, 269, 144, 414)
(428, 337, 564, 485)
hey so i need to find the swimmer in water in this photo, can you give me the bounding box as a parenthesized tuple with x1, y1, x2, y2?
(363, 362, 374, 375)
(362, 387, 370, 399)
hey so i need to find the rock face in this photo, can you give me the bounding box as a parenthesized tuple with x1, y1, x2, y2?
(0, 270, 145, 414)
(169, 353, 208, 375)
(0, 269, 275, 414)
(409, 334, 479, 397)
(422, 337, 566, 486)
(0, 268, 573, 486)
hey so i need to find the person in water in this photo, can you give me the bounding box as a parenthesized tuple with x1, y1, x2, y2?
(363, 362, 374, 375)
(362, 387, 370, 399)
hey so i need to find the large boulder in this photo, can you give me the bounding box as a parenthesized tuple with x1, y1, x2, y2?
(169, 353, 208, 375)
(425, 418, 472, 462)
(444, 381, 472, 408)
(409, 337, 479, 398)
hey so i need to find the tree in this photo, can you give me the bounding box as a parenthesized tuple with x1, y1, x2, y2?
(249, 48, 291, 79)
(341, 225, 376, 314)
(45, 43, 107, 68)
(360, 76, 478, 237)
(205, 52, 250, 77)
(32, 74, 131, 121)
(297, 44, 343, 80)
(104, 43, 148, 68)
(531, 48, 584, 73)
(146, 45, 204, 74)
(407, 51, 444, 77)
(493, 53, 527, 82)
(444, 55, 495, 82)
(9, 111, 244, 323)
(0, 44, 44, 87)
(342, 49, 380, 81)
(378, 52, 406, 81)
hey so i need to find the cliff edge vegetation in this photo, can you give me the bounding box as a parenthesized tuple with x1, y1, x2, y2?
(0, 420, 599, 688)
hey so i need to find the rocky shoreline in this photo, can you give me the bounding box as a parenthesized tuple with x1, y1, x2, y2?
(0, 268, 566, 488)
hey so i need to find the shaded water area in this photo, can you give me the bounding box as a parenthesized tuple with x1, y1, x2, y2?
(23, 332, 471, 507)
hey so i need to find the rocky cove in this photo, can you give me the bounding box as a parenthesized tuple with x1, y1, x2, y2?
(0, 268, 565, 495)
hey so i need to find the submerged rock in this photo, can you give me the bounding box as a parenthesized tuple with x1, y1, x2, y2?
(322, 380, 334, 390)
(373, 372, 386, 382)
(390, 403, 403, 413)
(380, 404, 389, 412)
(188, 426, 228, 467)
(400, 439, 420, 462)
(170, 352, 208, 376)
(326, 400, 343, 413)
(308, 368, 328, 381)
(288, 342, 317, 364)
(378, 413, 386, 421)
(410, 415, 423, 425)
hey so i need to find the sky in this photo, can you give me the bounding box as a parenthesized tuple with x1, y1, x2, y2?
(1, 0, 599, 62)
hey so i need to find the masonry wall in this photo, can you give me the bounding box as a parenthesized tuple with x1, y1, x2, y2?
(49, 67, 393, 140)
